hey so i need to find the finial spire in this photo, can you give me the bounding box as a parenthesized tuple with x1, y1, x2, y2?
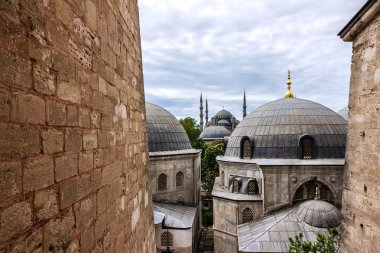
(205, 97, 209, 125)
(284, 70, 295, 98)
(199, 93, 204, 131)
(243, 90, 247, 118)
(222, 105, 224, 110)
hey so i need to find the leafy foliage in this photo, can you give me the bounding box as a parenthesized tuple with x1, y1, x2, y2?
(201, 141, 224, 192)
(288, 228, 340, 253)
(202, 210, 213, 227)
(179, 117, 201, 146)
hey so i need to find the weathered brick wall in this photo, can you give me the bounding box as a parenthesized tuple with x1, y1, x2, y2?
(0, 0, 155, 252)
(340, 13, 380, 253)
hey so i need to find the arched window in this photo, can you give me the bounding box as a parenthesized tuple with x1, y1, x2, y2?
(161, 231, 173, 246)
(242, 208, 254, 223)
(248, 180, 258, 195)
(233, 180, 239, 193)
(300, 136, 315, 159)
(176, 171, 184, 188)
(241, 138, 251, 159)
(158, 173, 167, 191)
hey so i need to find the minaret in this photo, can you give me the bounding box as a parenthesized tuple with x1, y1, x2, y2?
(284, 70, 295, 98)
(205, 97, 209, 125)
(199, 93, 204, 131)
(243, 90, 247, 118)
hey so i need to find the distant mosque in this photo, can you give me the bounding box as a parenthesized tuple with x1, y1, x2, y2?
(198, 92, 248, 143)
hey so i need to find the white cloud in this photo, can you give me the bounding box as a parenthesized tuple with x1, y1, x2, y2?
(139, 0, 366, 121)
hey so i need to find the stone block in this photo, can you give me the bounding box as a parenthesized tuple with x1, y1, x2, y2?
(33, 64, 56, 95)
(68, 39, 92, 68)
(79, 108, 91, 128)
(10, 228, 43, 253)
(91, 169, 101, 191)
(0, 126, 40, 158)
(101, 162, 122, 186)
(80, 226, 94, 253)
(0, 201, 32, 243)
(34, 188, 59, 221)
(96, 186, 109, 215)
(67, 105, 79, 126)
(94, 149, 104, 168)
(47, 100, 66, 126)
(55, 153, 78, 182)
(0, 161, 22, 202)
(57, 80, 81, 104)
(83, 130, 97, 150)
(79, 151, 93, 173)
(0, 89, 10, 122)
(24, 156, 54, 192)
(98, 76, 107, 95)
(11, 93, 45, 124)
(74, 196, 95, 230)
(52, 52, 75, 79)
(60, 174, 91, 209)
(65, 129, 82, 152)
(84, 0, 97, 31)
(42, 128, 64, 154)
(90, 111, 100, 128)
(0, 50, 32, 91)
(107, 84, 119, 101)
(43, 209, 75, 252)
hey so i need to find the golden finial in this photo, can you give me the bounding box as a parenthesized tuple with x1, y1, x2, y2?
(284, 70, 295, 98)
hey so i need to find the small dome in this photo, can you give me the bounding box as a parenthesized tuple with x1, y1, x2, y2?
(200, 125, 231, 140)
(296, 200, 341, 228)
(337, 107, 348, 121)
(215, 109, 233, 119)
(218, 119, 229, 126)
(146, 103, 192, 152)
(224, 98, 347, 158)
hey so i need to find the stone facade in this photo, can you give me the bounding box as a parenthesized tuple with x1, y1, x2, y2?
(339, 1, 380, 252)
(0, 1, 155, 252)
(213, 159, 344, 252)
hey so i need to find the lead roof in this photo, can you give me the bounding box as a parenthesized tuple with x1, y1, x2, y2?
(224, 98, 347, 159)
(146, 103, 192, 152)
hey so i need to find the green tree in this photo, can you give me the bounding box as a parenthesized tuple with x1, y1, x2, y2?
(179, 117, 201, 146)
(201, 141, 224, 192)
(288, 228, 340, 253)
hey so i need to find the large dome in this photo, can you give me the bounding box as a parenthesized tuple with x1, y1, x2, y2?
(296, 200, 341, 228)
(215, 109, 233, 119)
(146, 103, 192, 152)
(199, 125, 231, 140)
(224, 98, 347, 158)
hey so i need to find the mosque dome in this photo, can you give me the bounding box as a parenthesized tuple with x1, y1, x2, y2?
(296, 200, 342, 228)
(337, 107, 348, 121)
(224, 97, 347, 158)
(199, 125, 231, 140)
(218, 119, 230, 126)
(146, 102, 192, 152)
(215, 109, 233, 119)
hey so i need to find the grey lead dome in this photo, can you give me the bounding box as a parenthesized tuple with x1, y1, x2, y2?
(146, 102, 192, 152)
(296, 200, 342, 228)
(224, 98, 347, 158)
(199, 125, 231, 140)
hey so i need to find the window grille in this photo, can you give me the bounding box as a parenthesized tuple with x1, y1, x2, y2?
(161, 232, 173, 246)
(302, 138, 313, 159)
(242, 208, 254, 223)
(248, 180, 257, 194)
(242, 139, 251, 159)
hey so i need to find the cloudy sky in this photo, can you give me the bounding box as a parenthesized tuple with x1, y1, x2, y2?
(139, 0, 366, 122)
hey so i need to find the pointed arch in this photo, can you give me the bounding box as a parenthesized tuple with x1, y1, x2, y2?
(161, 231, 173, 246)
(242, 208, 254, 223)
(158, 173, 167, 191)
(176, 171, 184, 188)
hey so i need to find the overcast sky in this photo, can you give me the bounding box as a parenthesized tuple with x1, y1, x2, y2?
(139, 0, 366, 121)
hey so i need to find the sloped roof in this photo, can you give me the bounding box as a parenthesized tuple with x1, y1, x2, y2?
(153, 202, 196, 229)
(237, 203, 341, 252)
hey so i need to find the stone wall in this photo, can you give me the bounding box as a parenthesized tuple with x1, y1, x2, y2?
(0, 0, 155, 252)
(340, 10, 380, 253)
